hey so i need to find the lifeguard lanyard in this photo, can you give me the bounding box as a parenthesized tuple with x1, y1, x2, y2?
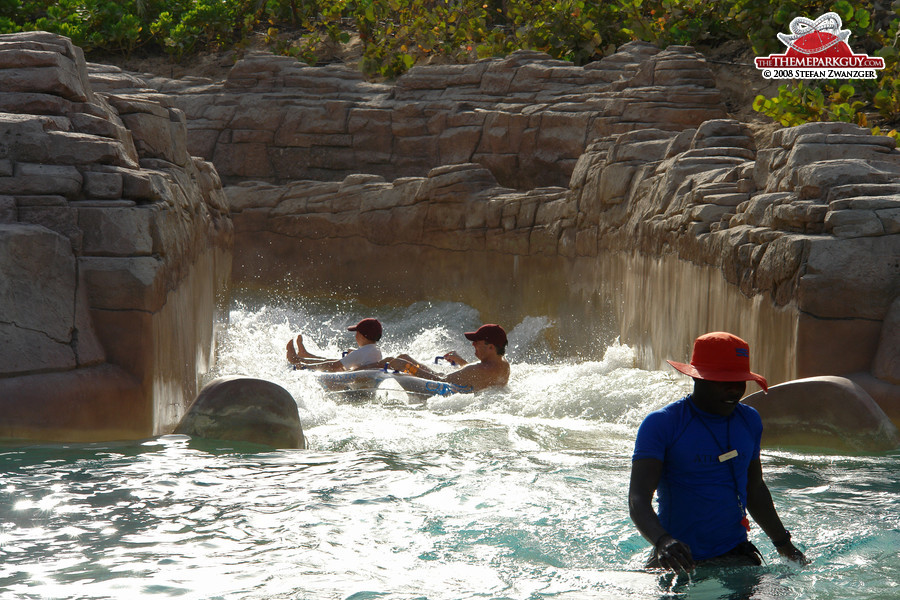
(687, 400, 751, 532)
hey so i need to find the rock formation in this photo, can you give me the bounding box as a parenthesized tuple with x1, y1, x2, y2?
(1, 31, 898, 443)
(0, 32, 232, 441)
(124, 43, 896, 425)
(133, 43, 725, 190)
(175, 376, 305, 449)
(744, 376, 900, 452)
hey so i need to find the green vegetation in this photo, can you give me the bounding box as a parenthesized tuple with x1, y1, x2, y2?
(749, 1, 900, 140)
(1, 0, 898, 133)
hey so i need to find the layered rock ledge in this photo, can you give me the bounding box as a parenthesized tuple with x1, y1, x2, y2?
(1, 31, 898, 441)
(116, 42, 726, 190)
(133, 42, 896, 425)
(0, 32, 232, 441)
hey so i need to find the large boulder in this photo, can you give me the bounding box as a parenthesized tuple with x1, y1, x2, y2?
(744, 376, 900, 452)
(175, 376, 305, 449)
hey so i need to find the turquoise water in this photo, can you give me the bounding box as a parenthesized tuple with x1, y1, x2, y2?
(1, 296, 899, 599)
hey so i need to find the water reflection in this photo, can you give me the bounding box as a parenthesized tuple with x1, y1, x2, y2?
(0, 298, 898, 599)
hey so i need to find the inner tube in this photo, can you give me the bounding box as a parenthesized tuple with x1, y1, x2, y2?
(389, 374, 470, 397)
(314, 369, 469, 398)
(315, 369, 387, 392)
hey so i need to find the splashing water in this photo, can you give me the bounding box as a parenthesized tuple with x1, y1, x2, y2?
(1, 293, 898, 599)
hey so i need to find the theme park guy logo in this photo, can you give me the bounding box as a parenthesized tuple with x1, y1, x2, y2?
(755, 12, 884, 79)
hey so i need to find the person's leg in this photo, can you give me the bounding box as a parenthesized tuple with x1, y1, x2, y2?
(286, 338, 301, 365)
(293, 334, 318, 358)
(287, 334, 324, 364)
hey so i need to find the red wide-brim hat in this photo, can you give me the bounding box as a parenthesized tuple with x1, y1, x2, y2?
(667, 331, 768, 392)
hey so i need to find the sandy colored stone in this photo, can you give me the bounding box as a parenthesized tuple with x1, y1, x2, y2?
(825, 209, 885, 237)
(0, 224, 75, 339)
(744, 376, 900, 452)
(799, 236, 899, 320)
(82, 170, 123, 199)
(0, 162, 81, 196)
(873, 297, 900, 384)
(0, 364, 146, 442)
(77, 205, 154, 256)
(848, 372, 900, 430)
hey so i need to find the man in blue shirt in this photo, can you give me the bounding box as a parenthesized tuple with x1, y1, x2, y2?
(629, 332, 807, 571)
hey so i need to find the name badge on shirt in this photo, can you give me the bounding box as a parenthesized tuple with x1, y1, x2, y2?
(718, 449, 738, 462)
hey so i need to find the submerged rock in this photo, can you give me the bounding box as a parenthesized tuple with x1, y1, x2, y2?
(175, 376, 305, 449)
(744, 375, 900, 452)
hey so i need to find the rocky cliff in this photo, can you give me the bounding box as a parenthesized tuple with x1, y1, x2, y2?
(0, 32, 232, 441)
(1, 32, 898, 439)
(147, 42, 897, 424)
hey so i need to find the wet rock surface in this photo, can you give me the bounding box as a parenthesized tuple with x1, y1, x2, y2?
(1, 31, 898, 442)
(175, 377, 306, 449)
(0, 32, 232, 440)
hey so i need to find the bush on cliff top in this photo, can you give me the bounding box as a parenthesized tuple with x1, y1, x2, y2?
(1, 0, 898, 132)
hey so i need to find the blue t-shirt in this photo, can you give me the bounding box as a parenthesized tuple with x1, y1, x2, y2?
(632, 396, 763, 561)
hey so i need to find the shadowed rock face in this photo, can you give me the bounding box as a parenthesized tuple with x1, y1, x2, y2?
(175, 377, 305, 449)
(744, 376, 900, 452)
(118, 41, 897, 400)
(0, 31, 232, 441)
(216, 125, 900, 412)
(1, 30, 898, 445)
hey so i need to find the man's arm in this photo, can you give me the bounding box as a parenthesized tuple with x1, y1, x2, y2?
(385, 355, 476, 389)
(385, 355, 440, 379)
(302, 359, 346, 372)
(444, 363, 496, 392)
(288, 356, 346, 371)
(745, 458, 807, 563)
(629, 458, 695, 572)
(442, 351, 468, 366)
(386, 356, 501, 392)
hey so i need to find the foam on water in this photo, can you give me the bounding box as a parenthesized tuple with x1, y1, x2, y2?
(1, 294, 899, 600)
(211, 298, 689, 448)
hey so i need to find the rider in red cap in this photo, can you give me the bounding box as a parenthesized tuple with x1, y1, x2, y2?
(386, 324, 510, 392)
(629, 332, 806, 571)
(286, 318, 383, 372)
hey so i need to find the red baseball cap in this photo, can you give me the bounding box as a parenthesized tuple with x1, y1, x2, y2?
(666, 331, 768, 392)
(464, 324, 507, 348)
(348, 318, 382, 342)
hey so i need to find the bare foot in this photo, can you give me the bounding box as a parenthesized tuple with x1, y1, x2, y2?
(294, 334, 316, 359)
(286, 339, 301, 365)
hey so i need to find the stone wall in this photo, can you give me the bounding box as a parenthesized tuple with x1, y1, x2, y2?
(1, 31, 898, 439)
(140, 46, 896, 424)
(130, 43, 726, 189)
(222, 143, 898, 399)
(0, 32, 232, 441)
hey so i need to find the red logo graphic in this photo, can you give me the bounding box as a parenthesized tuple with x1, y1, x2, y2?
(777, 13, 850, 55)
(755, 12, 884, 79)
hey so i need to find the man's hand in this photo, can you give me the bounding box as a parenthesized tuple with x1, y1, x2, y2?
(655, 534, 696, 573)
(776, 541, 808, 565)
(442, 351, 466, 366)
(388, 355, 422, 374)
(386, 357, 409, 371)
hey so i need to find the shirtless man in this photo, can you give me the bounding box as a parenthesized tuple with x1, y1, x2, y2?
(386, 324, 510, 392)
(286, 318, 383, 372)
